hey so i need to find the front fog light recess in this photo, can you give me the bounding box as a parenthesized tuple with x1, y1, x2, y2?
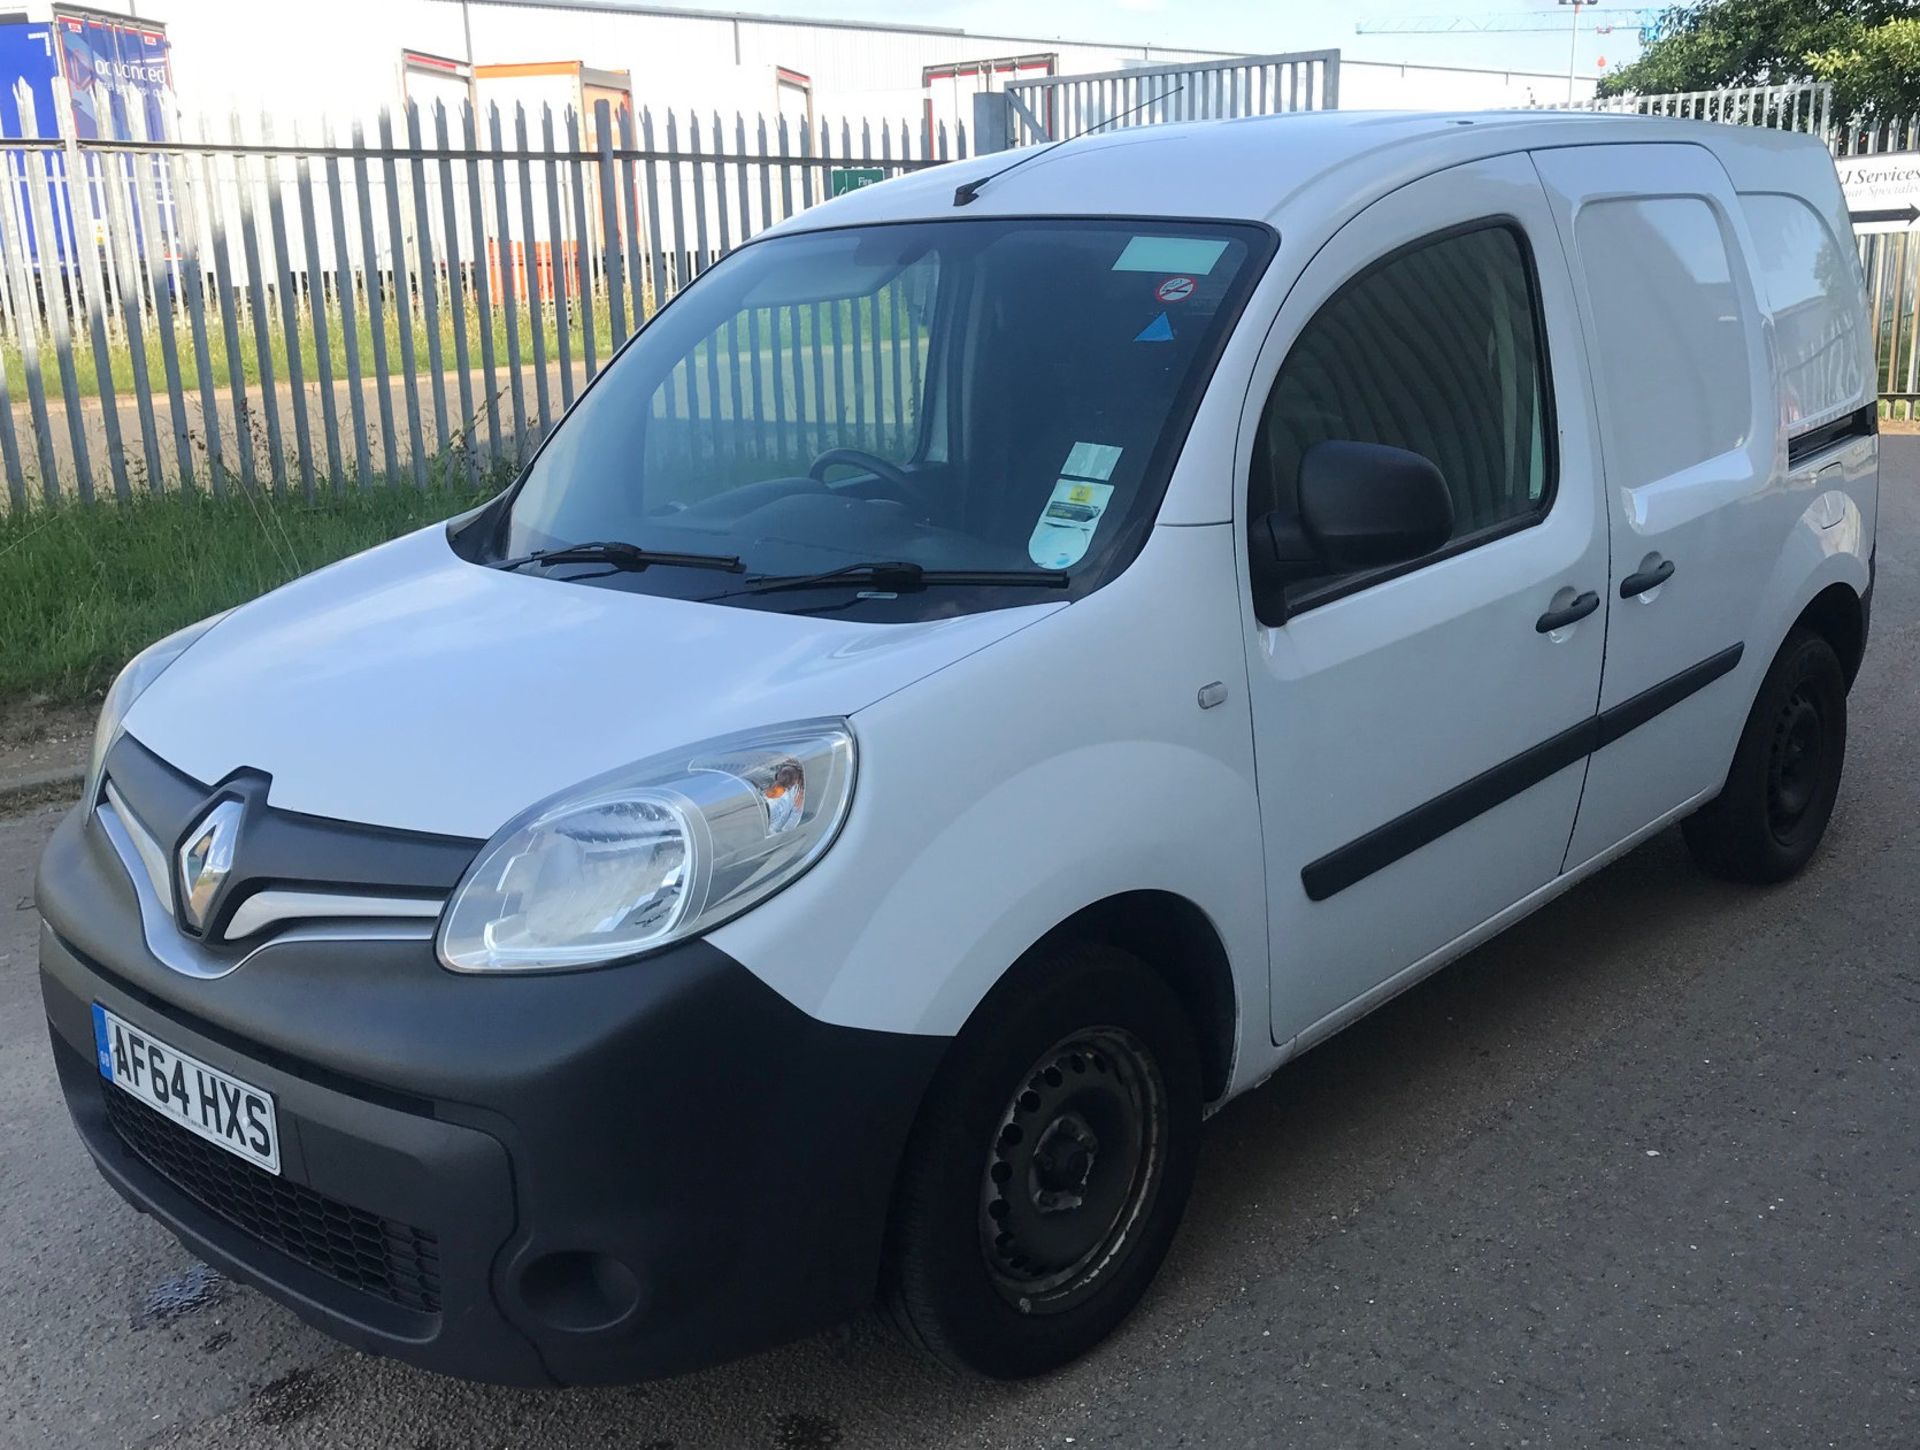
(439, 721, 855, 972)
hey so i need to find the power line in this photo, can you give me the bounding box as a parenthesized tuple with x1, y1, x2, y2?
(1355, 9, 1664, 40)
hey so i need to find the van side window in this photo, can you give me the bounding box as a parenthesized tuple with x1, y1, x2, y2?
(1574, 197, 1751, 490)
(1250, 222, 1552, 584)
(1738, 191, 1870, 433)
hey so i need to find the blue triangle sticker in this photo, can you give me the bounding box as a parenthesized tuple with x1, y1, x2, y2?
(1134, 311, 1173, 343)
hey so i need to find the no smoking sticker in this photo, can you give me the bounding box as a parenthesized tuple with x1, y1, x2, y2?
(1155, 275, 1195, 304)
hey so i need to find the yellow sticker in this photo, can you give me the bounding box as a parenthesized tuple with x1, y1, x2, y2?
(1029, 477, 1115, 570)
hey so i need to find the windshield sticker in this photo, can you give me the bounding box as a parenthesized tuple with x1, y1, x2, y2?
(1112, 236, 1231, 275)
(1134, 312, 1174, 343)
(1061, 441, 1123, 482)
(1029, 479, 1115, 570)
(1154, 275, 1195, 304)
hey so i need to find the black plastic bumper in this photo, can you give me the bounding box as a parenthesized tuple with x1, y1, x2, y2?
(36, 800, 947, 1385)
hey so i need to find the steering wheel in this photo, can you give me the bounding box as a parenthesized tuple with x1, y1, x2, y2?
(807, 446, 934, 518)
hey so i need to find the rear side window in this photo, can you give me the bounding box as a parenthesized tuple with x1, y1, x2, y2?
(1575, 197, 1752, 490)
(1251, 223, 1552, 560)
(1739, 191, 1870, 431)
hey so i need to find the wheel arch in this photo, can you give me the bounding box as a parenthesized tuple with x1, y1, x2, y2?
(1024, 890, 1239, 1104)
(1793, 580, 1867, 688)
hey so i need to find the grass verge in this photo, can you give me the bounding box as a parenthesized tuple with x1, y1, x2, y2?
(0, 482, 498, 706)
(2, 296, 631, 404)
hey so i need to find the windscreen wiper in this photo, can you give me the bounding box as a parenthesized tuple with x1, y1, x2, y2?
(722, 560, 1073, 597)
(494, 540, 745, 574)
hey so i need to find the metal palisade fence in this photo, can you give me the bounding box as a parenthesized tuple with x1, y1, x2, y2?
(7, 65, 1917, 517)
(1837, 113, 1920, 419)
(0, 95, 966, 510)
(998, 49, 1340, 147)
(1539, 81, 1835, 137)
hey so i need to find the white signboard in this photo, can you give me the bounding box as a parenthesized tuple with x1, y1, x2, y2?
(1835, 150, 1920, 232)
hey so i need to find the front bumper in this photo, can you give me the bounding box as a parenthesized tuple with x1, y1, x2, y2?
(36, 799, 946, 1385)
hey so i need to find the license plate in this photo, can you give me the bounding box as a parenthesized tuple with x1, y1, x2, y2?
(92, 1004, 280, 1175)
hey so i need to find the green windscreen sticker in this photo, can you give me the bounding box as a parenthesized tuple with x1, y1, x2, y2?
(1111, 236, 1231, 274)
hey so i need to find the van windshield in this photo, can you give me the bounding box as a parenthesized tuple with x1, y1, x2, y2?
(488, 217, 1270, 619)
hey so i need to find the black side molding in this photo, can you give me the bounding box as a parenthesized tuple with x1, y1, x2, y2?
(1786, 405, 1876, 469)
(1300, 718, 1595, 903)
(1594, 643, 1743, 748)
(1300, 643, 1746, 903)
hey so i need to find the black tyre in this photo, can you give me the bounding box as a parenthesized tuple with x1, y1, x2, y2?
(882, 943, 1202, 1378)
(1683, 626, 1847, 883)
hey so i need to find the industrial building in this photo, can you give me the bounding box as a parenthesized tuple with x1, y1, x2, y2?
(2, 0, 1598, 142)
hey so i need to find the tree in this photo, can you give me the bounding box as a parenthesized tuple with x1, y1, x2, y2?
(1597, 0, 1920, 119)
(1806, 18, 1920, 116)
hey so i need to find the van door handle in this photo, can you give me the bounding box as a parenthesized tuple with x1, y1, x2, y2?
(1535, 590, 1600, 633)
(1619, 559, 1675, 599)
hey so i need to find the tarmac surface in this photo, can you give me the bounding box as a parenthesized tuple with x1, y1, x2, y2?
(1, 442, 1914, 1448)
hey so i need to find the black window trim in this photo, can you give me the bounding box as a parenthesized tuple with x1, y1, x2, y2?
(1249, 214, 1562, 620)
(1785, 402, 1876, 469)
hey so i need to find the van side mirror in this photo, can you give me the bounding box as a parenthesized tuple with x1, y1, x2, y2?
(1251, 441, 1455, 625)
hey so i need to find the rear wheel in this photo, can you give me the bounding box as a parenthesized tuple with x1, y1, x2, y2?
(1683, 626, 1847, 883)
(882, 944, 1201, 1377)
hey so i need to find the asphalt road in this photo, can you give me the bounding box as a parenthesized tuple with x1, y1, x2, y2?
(3, 444, 1915, 1449)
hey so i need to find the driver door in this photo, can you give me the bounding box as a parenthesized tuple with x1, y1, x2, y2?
(1236, 155, 1611, 1049)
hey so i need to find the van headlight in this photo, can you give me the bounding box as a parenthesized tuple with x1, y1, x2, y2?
(86, 612, 231, 803)
(438, 720, 856, 973)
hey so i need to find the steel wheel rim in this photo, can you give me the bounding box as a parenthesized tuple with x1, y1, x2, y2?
(978, 1026, 1167, 1315)
(1767, 684, 1825, 840)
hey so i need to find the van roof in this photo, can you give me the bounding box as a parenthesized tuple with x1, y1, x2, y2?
(772, 109, 1841, 235)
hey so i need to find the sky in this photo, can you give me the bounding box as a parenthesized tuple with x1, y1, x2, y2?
(702, 0, 1651, 82)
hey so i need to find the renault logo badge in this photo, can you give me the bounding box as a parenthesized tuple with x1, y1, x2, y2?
(177, 799, 243, 933)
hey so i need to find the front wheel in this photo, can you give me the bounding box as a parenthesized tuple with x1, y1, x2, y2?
(882, 944, 1201, 1377)
(1683, 626, 1847, 883)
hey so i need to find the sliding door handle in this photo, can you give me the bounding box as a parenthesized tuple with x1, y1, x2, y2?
(1619, 559, 1675, 599)
(1536, 590, 1600, 634)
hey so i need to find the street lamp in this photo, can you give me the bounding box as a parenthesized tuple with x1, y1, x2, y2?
(1558, 0, 1592, 104)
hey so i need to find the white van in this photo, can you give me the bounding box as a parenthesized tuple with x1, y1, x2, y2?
(38, 111, 1877, 1385)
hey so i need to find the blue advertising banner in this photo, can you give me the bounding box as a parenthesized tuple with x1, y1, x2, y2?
(58, 12, 173, 142)
(0, 20, 61, 139)
(0, 13, 175, 264)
